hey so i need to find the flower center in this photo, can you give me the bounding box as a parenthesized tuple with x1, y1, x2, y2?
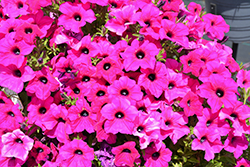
(103, 63, 111, 70)
(144, 20, 151, 27)
(73, 87, 80, 94)
(39, 77, 48, 84)
(96, 90, 105, 97)
(120, 89, 129, 96)
(14, 69, 22, 77)
(168, 82, 175, 90)
(25, 28, 33, 34)
(122, 149, 131, 153)
(165, 120, 171, 127)
(110, 2, 117, 8)
(9, 27, 14, 33)
(216, 88, 224, 98)
(243, 80, 247, 85)
(200, 136, 206, 143)
(0, 99, 5, 103)
(65, 67, 72, 73)
(188, 60, 192, 66)
(74, 149, 83, 155)
(80, 110, 89, 117)
(136, 50, 145, 59)
(137, 126, 144, 132)
(17, 2, 23, 9)
(152, 152, 160, 160)
(58, 118, 66, 123)
(230, 113, 237, 120)
(163, 16, 169, 20)
(81, 47, 89, 54)
(138, 106, 146, 112)
(206, 120, 212, 127)
(115, 112, 124, 119)
(74, 14, 81, 21)
(36, 147, 44, 153)
(148, 74, 156, 81)
(187, 100, 191, 107)
(39, 107, 47, 114)
(167, 31, 173, 38)
(12, 47, 20, 55)
(7, 111, 15, 117)
(15, 138, 23, 144)
(211, 21, 215, 26)
(82, 76, 90, 82)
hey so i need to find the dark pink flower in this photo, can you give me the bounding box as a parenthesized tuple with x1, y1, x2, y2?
(27, 0, 52, 13)
(121, 39, 159, 71)
(202, 13, 229, 40)
(0, 103, 24, 131)
(236, 69, 250, 90)
(191, 126, 223, 161)
(108, 76, 143, 105)
(138, 62, 167, 98)
(2, 0, 29, 18)
(112, 141, 140, 167)
(0, 60, 35, 93)
(144, 142, 172, 167)
(180, 49, 204, 76)
(1, 129, 34, 161)
(58, 2, 96, 33)
(30, 140, 50, 163)
(235, 158, 250, 167)
(159, 19, 189, 47)
(57, 139, 94, 167)
(101, 98, 138, 134)
(105, 5, 138, 36)
(0, 33, 35, 68)
(179, 91, 203, 117)
(224, 131, 248, 159)
(198, 75, 238, 112)
(0, 18, 23, 37)
(68, 99, 96, 133)
(26, 67, 60, 100)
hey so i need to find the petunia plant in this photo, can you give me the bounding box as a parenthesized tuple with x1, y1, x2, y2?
(0, 0, 250, 166)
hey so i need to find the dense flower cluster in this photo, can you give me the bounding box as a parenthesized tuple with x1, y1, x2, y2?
(0, 0, 250, 166)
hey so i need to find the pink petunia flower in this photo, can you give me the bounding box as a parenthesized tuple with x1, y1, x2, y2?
(224, 131, 248, 159)
(112, 141, 140, 167)
(30, 140, 50, 163)
(101, 98, 138, 134)
(68, 99, 96, 133)
(159, 19, 189, 47)
(144, 142, 172, 167)
(202, 13, 229, 40)
(0, 60, 35, 93)
(0, 33, 35, 68)
(56, 139, 94, 167)
(26, 67, 60, 100)
(108, 76, 143, 105)
(1, 129, 34, 161)
(1, 0, 29, 18)
(236, 69, 250, 90)
(191, 126, 223, 161)
(198, 75, 238, 112)
(235, 158, 250, 167)
(138, 62, 167, 98)
(58, 2, 96, 33)
(121, 39, 159, 71)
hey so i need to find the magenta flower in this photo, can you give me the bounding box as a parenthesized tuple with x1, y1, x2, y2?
(179, 91, 203, 117)
(138, 62, 167, 98)
(108, 76, 143, 105)
(0, 33, 35, 68)
(191, 126, 223, 161)
(199, 61, 231, 83)
(1, 129, 34, 161)
(1, 0, 29, 18)
(0, 61, 35, 93)
(161, 0, 182, 12)
(58, 2, 96, 33)
(198, 75, 238, 112)
(224, 131, 248, 159)
(105, 5, 138, 36)
(236, 69, 250, 90)
(0, 18, 23, 37)
(0, 103, 24, 131)
(26, 67, 59, 100)
(112, 141, 140, 167)
(159, 19, 189, 47)
(30, 140, 50, 163)
(235, 158, 250, 167)
(68, 99, 96, 133)
(121, 39, 159, 71)
(202, 13, 229, 40)
(0, 156, 25, 167)
(180, 49, 204, 76)
(101, 98, 138, 134)
(144, 142, 172, 167)
(164, 68, 190, 102)
(57, 139, 94, 167)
